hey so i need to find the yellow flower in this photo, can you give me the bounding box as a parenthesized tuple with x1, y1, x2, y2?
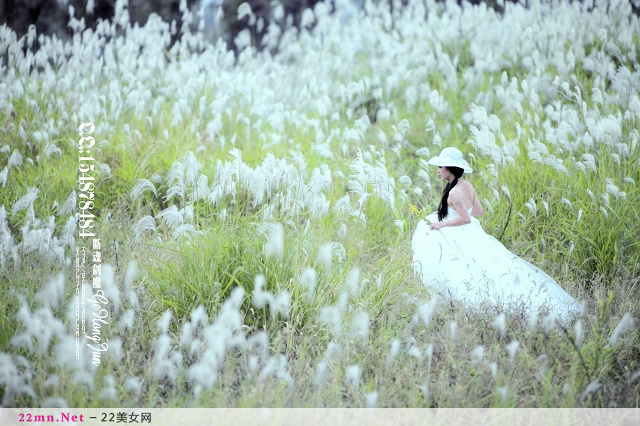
(408, 204, 422, 215)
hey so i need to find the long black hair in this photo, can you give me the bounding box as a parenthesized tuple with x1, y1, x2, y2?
(437, 166, 465, 221)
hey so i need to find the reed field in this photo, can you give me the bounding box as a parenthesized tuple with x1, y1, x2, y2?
(0, 0, 639, 408)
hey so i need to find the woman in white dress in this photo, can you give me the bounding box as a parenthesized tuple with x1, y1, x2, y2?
(411, 147, 581, 320)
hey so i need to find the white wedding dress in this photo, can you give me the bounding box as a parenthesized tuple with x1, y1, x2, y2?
(411, 208, 581, 320)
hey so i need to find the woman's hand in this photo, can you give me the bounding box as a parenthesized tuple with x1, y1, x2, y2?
(430, 221, 446, 230)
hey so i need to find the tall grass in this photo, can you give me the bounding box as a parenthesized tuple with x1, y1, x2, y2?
(0, 0, 639, 408)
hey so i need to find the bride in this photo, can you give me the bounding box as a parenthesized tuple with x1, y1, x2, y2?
(411, 147, 581, 320)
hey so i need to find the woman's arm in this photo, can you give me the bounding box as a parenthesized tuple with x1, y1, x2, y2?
(471, 190, 484, 216)
(429, 191, 471, 230)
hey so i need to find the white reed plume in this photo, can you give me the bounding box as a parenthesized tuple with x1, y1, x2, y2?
(333, 194, 351, 217)
(271, 290, 291, 318)
(609, 313, 634, 346)
(332, 242, 347, 263)
(316, 242, 333, 269)
(496, 386, 508, 402)
(349, 310, 370, 342)
(247, 331, 270, 373)
(425, 342, 434, 367)
(574, 319, 583, 347)
(591, 88, 604, 106)
(124, 377, 142, 397)
(406, 336, 422, 359)
(605, 178, 625, 200)
(264, 222, 284, 259)
(122, 261, 140, 308)
(313, 361, 328, 390)
(599, 206, 609, 220)
(237, 2, 255, 25)
(252, 274, 274, 310)
(365, 391, 378, 408)
(524, 198, 537, 217)
(581, 379, 600, 401)
(172, 224, 200, 241)
(541, 313, 557, 334)
(156, 205, 183, 230)
(345, 267, 360, 297)
(130, 178, 157, 201)
(491, 313, 506, 338)
(560, 197, 573, 209)
(324, 340, 342, 363)
(542, 201, 549, 217)
(186, 349, 219, 393)
(337, 291, 349, 313)
(165, 159, 185, 202)
(300, 267, 317, 302)
(35, 273, 65, 309)
(43, 375, 59, 389)
(118, 309, 135, 333)
(0, 167, 8, 188)
(348, 149, 396, 208)
(581, 153, 597, 172)
(12, 186, 38, 219)
(471, 345, 484, 363)
(59, 215, 76, 253)
(348, 150, 370, 197)
(259, 354, 294, 387)
(417, 148, 431, 159)
(385, 338, 401, 368)
(8, 149, 23, 169)
(179, 321, 195, 350)
(319, 306, 342, 337)
(59, 191, 76, 216)
(505, 340, 519, 364)
(190, 305, 209, 330)
(157, 310, 173, 334)
(43, 143, 62, 158)
(449, 321, 458, 340)
(107, 337, 122, 364)
(98, 374, 117, 401)
(132, 215, 155, 243)
(13, 296, 64, 357)
(313, 143, 334, 159)
(100, 264, 120, 314)
(22, 227, 62, 262)
(501, 185, 511, 201)
(488, 362, 498, 379)
(416, 296, 438, 327)
(466, 104, 502, 133)
(0, 353, 36, 406)
(413, 381, 428, 400)
(537, 354, 549, 378)
(343, 364, 361, 387)
(151, 334, 182, 385)
(215, 287, 245, 334)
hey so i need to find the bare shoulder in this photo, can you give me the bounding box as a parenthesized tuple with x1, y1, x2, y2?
(448, 186, 466, 208)
(449, 185, 464, 200)
(461, 179, 477, 195)
(452, 179, 475, 196)
(450, 180, 476, 208)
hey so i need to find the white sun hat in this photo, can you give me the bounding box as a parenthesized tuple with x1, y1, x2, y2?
(426, 147, 473, 173)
